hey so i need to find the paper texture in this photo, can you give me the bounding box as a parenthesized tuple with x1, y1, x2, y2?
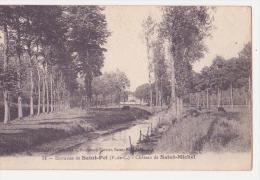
(0, 5, 252, 170)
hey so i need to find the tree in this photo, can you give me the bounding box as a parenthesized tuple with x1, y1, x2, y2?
(160, 7, 213, 119)
(0, 6, 81, 122)
(237, 43, 252, 111)
(67, 6, 110, 105)
(225, 57, 241, 109)
(92, 70, 130, 106)
(9, 6, 27, 119)
(152, 38, 168, 106)
(191, 42, 251, 111)
(134, 83, 150, 104)
(142, 16, 156, 107)
(0, 6, 14, 123)
(0, 5, 113, 123)
(209, 56, 230, 107)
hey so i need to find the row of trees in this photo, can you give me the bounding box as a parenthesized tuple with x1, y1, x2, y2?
(142, 16, 171, 107)
(192, 44, 251, 110)
(0, 6, 109, 123)
(91, 70, 130, 106)
(141, 7, 251, 119)
(142, 7, 213, 113)
(135, 42, 252, 110)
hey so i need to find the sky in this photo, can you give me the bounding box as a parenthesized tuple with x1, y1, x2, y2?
(102, 6, 251, 91)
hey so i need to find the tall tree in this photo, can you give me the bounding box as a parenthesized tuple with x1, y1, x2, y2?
(160, 6, 213, 119)
(152, 38, 168, 106)
(0, 6, 14, 123)
(237, 43, 252, 110)
(143, 16, 157, 107)
(209, 56, 230, 107)
(67, 6, 110, 106)
(10, 6, 27, 119)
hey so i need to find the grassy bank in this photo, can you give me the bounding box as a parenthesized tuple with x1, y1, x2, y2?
(0, 107, 151, 156)
(154, 108, 252, 154)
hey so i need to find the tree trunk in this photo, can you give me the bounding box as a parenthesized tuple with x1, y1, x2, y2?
(202, 93, 205, 108)
(176, 97, 183, 121)
(29, 64, 34, 116)
(149, 82, 153, 107)
(50, 72, 53, 112)
(168, 40, 176, 113)
(220, 89, 222, 107)
(3, 24, 10, 124)
(17, 57, 23, 119)
(189, 93, 192, 106)
(155, 79, 159, 106)
(57, 90, 60, 111)
(37, 67, 41, 115)
(157, 89, 160, 107)
(206, 88, 209, 109)
(18, 93, 23, 119)
(179, 97, 183, 119)
(159, 78, 163, 107)
(3, 91, 10, 124)
(244, 87, 248, 106)
(16, 27, 23, 119)
(217, 86, 221, 107)
(176, 97, 179, 120)
(42, 71, 46, 113)
(46, 70, 49, 113)
(230, 82, 234, 110)
(145, 36, 153, 108)
(196, 93, 200, 108)
(53, 89, 56, 112)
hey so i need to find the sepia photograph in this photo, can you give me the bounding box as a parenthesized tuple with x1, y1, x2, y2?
(0, 5, 253, 170)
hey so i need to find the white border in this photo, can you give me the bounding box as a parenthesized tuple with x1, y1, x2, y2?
(0, 1, 259, 180)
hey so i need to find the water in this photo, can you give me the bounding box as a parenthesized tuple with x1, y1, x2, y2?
(61, 113, 161, 156)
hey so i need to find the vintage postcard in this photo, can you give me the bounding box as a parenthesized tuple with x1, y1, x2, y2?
(0, 5, 252, 170)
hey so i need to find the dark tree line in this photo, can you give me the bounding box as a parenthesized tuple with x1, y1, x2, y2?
(0, 6, 109, 123)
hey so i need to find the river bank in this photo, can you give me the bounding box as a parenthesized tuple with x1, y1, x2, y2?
(0, 107, 151, 156)
(134, 107, 252, 154)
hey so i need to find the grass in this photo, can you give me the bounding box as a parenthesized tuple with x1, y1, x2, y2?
(154, 107, 252, 154)
(203, 111, 251, 152)
(0, 107, 151, 156)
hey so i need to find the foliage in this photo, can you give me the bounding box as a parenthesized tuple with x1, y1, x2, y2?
(160, 6, 213, 97)
(134, 83, 150, 101)
(92, 70, 130, 104)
